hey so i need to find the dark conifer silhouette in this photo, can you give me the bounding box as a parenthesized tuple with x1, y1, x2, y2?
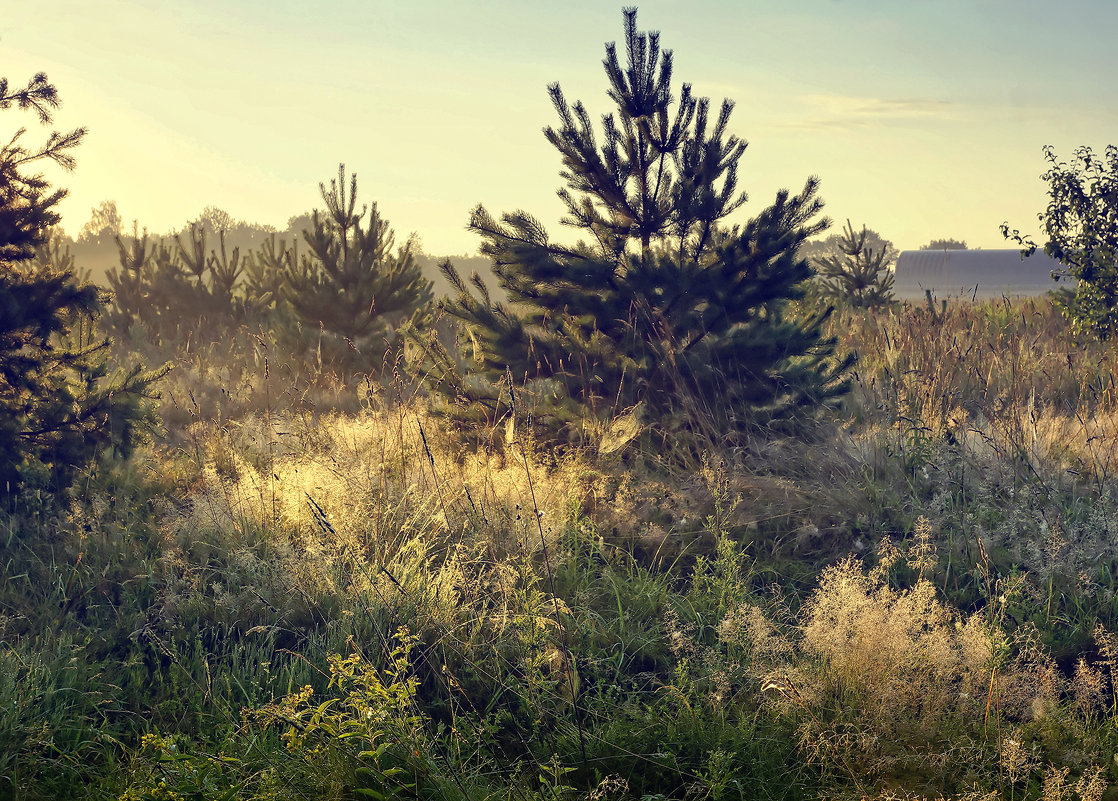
(282, 165, 433, 374)
(426, 10, 850, 446)
(105, 224, 247, 347)
(243, 232, 296, 310)
(0, 73, 164, 493)
(813, 219, 895, 308)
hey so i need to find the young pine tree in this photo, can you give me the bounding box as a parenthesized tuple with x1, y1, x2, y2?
(242, 232, 296, 311)
(813, 219, 895, 309)
(106, 218, 267, 350)
(0, 73, 164, 494)
(282, 165, 433, 376)
(427, 10, 850, 447)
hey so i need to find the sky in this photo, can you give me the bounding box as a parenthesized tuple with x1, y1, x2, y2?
(4, 0, 1117, 256)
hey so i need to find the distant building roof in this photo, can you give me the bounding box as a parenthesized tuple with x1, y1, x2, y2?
(893, 249, 1073, 301)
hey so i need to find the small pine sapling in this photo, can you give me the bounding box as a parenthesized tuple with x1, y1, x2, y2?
(813, 219, 895, 309)
(282, 164, 433, 377)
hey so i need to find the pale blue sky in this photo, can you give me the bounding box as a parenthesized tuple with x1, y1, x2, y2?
(5, 1, 1116, 254)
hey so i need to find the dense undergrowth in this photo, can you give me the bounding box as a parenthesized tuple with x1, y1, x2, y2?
(5, 295, 1118, 801)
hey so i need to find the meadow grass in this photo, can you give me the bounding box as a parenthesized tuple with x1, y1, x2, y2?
(4, 295, 1118, 800)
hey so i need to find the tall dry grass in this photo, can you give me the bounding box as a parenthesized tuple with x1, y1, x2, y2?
(836, 297, 1118, 483)
(742, 519, 1114, 798)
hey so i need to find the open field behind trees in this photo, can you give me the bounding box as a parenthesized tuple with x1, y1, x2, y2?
(6, 291, 1118, 801)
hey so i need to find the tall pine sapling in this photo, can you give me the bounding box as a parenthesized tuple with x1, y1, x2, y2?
(170, 223, 246, 333)
(103, 228, 159, 339)
(427, 9, 850, 448)
(813, 219, 895, 309)
(31, 228, 95, 287)
(283, 165, 433, 376)
(0, 72, 165, 494)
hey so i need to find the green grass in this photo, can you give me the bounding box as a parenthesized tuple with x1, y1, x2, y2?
(5, 295, 1118, 800)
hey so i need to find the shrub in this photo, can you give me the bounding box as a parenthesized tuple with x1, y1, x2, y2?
(1003, 144, 1118, 340)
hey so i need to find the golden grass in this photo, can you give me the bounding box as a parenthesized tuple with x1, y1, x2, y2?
(835, 298, 1118, 481)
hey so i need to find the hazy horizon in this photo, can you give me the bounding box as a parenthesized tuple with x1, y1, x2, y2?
(6, 0, 1117, 256)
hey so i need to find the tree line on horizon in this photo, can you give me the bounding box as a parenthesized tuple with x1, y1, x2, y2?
(59, 198, 969, 288)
